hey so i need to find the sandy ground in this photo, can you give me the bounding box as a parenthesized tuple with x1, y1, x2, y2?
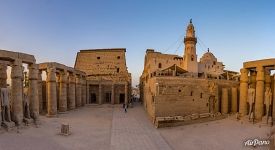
(0, 103, 271, 150)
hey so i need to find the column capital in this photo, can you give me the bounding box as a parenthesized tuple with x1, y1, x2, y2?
(59, 71, 68, 83)
(11, 59, 23, 79)
(28, 64, 39, 80)
(256, 67, 265, 81)
(240, 68, 249, 83)
(0, 63, 7, 79)
(69, 73, 76, 83)
(46, 67, 56, 82)
(76, 75, 81, 84)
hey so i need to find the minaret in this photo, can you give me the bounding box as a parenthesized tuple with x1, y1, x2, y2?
(182, 19, 198, 76)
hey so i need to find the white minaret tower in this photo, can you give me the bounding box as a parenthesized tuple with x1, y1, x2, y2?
(182, 19, 198, 76)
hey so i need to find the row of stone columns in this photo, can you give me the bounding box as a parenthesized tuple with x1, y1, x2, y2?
(0, 60, 40, 126)
(239, 67, 273, 121)
(89, 82, 129, 105)
(220, 87, 238, 114)
(43, 67, 87, 117)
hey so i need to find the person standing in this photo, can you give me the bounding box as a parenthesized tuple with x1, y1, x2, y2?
(124, 103, 127, 113)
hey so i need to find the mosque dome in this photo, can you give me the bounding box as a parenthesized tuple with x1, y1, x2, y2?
(200, 49, 217, 62)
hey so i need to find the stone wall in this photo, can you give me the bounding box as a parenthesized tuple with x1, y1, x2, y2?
(141, 76, 239, 124)
(75, 49, 128, 76)
(75, 49, 132, 105)
(142, 49, 183, 79)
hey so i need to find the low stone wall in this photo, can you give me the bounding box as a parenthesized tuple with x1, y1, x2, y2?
(155, 112, 226, 128)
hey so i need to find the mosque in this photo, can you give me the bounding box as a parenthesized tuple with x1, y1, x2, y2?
(140, 20, 239, 127)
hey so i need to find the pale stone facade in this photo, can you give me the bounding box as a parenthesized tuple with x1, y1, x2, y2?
(74, 48, 131, 105)
(140, 20, 239, 127)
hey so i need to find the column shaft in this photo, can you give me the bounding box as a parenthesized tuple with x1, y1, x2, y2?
(231, 87, 238, 113)
(68, 74, 76, 109)
(28, 64, 39, 121)
(221, 88, 229, 114)
(255, 67, 265, 120)
(46, 67, 57, 117)
(75, 75, 82, 107)
(239, 68, 249, 116)
(99, 84, 102, 104)
(111, 84, 115, 104)
(59, 71, 67, 112)
(273, 75, 275, 120)
(11, 60, 23, 125)
(81, 77, 87, 106)
(38, 71, 43, 114)
(125, 83, 128, 104)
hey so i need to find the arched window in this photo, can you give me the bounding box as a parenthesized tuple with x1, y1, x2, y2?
(158, 63, 162, 68)
(191, 55, 194, 61)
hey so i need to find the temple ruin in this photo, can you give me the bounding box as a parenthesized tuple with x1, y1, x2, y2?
(38, 62, 87, 116)
(239, 59, 275, 125)
(0, 50, 89, 129)
(74, 48, 131, 105)
(0, 50, 39, 128)
(0, 20, 274, 132)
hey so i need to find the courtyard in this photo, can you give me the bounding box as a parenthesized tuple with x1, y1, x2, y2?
(0, 103, 270, 150)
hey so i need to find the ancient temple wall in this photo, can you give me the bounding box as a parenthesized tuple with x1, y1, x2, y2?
(153, 77, 212, 118)
(75, 49, 128, 75)
(142, 77, 239, 121)
(114, 84, 125, 104)
(88, 85, 99, 104)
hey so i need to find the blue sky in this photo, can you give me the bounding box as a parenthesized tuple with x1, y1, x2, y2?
(0, 0, 275, 86)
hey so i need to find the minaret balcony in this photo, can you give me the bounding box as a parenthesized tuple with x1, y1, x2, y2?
(184, 37, 197, 43)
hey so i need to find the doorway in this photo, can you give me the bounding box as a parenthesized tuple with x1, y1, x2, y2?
(105, 92, 111, 103)
(90, 93, 97, 104)
(119, 94, 125, 104)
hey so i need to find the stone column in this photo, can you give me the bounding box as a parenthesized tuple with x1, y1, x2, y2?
(38, 71, 43, 114)
(239, 68, 249, 116)
(59, 71, 67, 112)
(0, 63, 7, 87)
(28, 64, 39, 121)
(273, 75, 275, 120)
(231, 87, 238, 113)
(46, 67, 57, 117)
(255, 67, 265, 120)
(68, 73, 76, 109)
(125, 82, 128, 104)
(250, 71, 257, 89)
(99, 83, 102, 104)
(221, 88, 229, 114)
(265, 69, 271, 89)
(86, 83, 89, 104)
(75, 75, 82, 107)
(11, 60, 24, 125)
(81, 76, 87, 106)
(111, 83, 115, 104)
